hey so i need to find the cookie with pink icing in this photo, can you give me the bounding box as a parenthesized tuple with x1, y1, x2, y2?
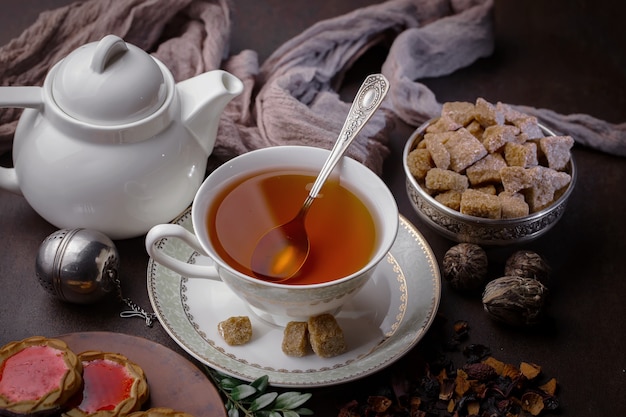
(0, 336, 83, 416)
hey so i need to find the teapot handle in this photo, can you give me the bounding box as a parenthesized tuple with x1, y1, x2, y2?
(0, 86, 43, 194)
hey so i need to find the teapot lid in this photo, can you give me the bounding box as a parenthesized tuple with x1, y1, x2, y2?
(51, 35, 167, 125)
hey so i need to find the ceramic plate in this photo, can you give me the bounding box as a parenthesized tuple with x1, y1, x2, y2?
(58, 332, 226, 417)
(147, 208, 441, 387)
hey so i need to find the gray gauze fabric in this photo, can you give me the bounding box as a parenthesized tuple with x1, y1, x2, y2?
(0, 0, 623, 179)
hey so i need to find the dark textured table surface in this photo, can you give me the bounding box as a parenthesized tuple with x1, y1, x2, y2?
(1, 1, 624, 416)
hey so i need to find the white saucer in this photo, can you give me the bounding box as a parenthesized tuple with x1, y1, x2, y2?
(147, 208, 441, 387)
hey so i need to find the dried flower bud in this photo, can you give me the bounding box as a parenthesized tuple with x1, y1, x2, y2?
(482, 276, 549, 326)
(462, 362, 498, 381)
(504, 250, 551, 284)
(442, 243, 488, 291)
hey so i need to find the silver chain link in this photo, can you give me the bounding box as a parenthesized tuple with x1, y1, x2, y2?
(110, 269, 158, 327)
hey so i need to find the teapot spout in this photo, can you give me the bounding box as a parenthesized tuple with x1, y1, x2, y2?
(177, 70, 243, 155)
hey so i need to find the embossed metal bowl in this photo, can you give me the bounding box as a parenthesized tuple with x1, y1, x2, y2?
(403, 119, 576, 246)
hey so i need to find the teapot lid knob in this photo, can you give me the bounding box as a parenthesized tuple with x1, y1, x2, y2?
(51, 35, 167, 125)
(90, 35, 129, 74)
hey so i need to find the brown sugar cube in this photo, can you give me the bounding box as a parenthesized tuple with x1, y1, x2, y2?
(472, 184, 497, 195)
(466, 120, 484, 138)
(425, 114, 462, 133)
(539, 135, 574, 170)
(424, 132, 451, 169)
(514, 133, 531, 144)
(444, 127, 488, 172)
(524, 166, 572, 211)
(416, 136, 427, 148)
(308, 314, 346, 358)
(218, 316, 252, 346)
(500, 166, 534, 193)
(460, 189, 502, 219)
(425, 168, 469, 192)
(474, 97, 505, 127)
(497, 102, 544, 139)
(482, 124, 520, 153)
(504, 141, 538, 167)
(282, 321, 309, 357)
(466, 153, 507, 186)
(512, 115, 544, 139)
(496, 101, 525, 122)
(406, 148, 434, 180)
(441, 101, 476, 125)
(434, 190, 462, 210)
(499, 192, 530, 218)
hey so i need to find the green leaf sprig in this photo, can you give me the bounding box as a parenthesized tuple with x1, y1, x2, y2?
(205, 366, 314, 417)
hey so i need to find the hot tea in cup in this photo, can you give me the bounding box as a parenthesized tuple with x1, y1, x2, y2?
(207, 168, 376, 285)
(145, 146, 398, 325)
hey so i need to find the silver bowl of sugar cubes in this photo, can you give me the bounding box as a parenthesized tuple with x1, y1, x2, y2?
(403, 98, 576, 246)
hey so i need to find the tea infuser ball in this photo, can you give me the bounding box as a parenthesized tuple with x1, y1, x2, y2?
(36, 228, 119, 304)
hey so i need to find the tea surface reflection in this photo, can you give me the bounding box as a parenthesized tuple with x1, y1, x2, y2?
(207, 169, 377, 285)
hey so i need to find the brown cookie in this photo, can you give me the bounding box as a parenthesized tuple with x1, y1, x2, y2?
(63, 351, 149, 417)
(127, 407, 195, 417)
(0, 336, 83, 417)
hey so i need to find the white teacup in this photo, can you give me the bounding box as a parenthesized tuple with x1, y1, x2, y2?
(145, 146, 398, 326)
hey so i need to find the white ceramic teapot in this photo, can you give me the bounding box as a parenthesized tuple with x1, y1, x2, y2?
(0, 35, 243, 239)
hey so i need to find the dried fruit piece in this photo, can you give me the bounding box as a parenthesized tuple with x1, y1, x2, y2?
(442, 243, 488, 291)
(520, 361, 542, 380)
(539, 377, 558, 396)
(454, 369, 471, 397)
(482, 356, 505, 375)
(521, 391, 545, 415)
(439, 378, 456, 401)
(453, 320, 470, 336)
(482, 276, 549, 326)
(501, 362, 522, 380)
(366, 396, 392, 413)
(466, 401, 480, 416)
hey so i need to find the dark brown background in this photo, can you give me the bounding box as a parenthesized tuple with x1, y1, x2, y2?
(1, 1, 625, 416)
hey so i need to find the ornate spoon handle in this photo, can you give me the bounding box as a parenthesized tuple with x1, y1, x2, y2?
(303, 73, 389, 209)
